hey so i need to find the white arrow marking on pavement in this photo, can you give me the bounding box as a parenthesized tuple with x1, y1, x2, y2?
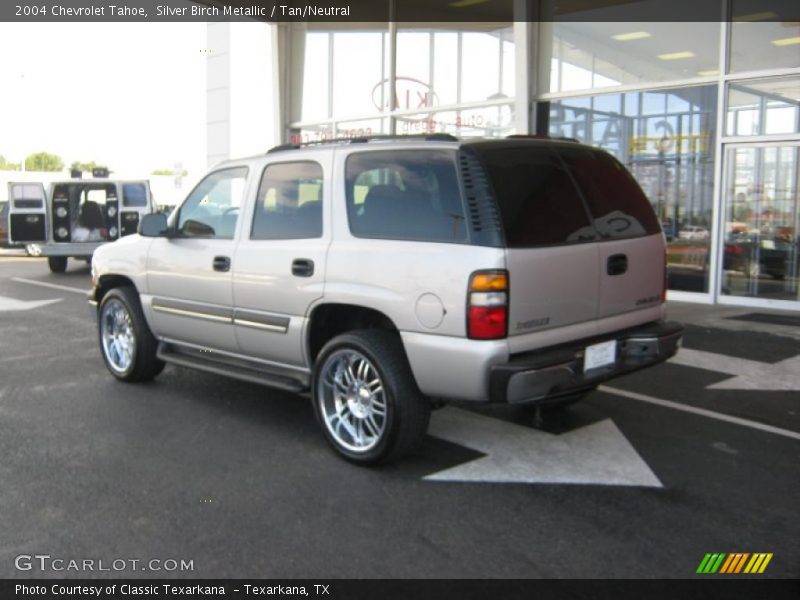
(11, 277, 88, 295)
(669, 347, 800, 391)
(425, 407, 662, 487)
(0, 295, 61, 312)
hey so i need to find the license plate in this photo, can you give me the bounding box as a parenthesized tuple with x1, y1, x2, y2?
(584, 340, 617, 372)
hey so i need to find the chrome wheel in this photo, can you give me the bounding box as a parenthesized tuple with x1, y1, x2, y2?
(100, 298, 136, 374)
(317, 349, 387, 453)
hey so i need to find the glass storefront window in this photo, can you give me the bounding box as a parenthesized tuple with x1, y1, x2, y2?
(541, 22, 720, 94)
(299, 25, 513, 127)
(298, 28, 389, 122)
(397, 25, 514, 108)
(288, 118, 388, 145)
(547, 84, 718, 293)
(722, 145, 800, 301)
(300, 32, 329, 122)
(726, 77, 800, 136)
(397, 103, 514, 138)
(332, 31, 389, 119)
(729, 0, 800, 74)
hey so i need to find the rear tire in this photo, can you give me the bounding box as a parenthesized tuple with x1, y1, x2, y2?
(312, 329, 431, 465)
(98, 286, 164, 382)
(48, 256, 67, 273)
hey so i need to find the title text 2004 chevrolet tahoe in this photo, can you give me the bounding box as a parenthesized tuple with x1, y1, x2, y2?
(89, 135, 682, 464)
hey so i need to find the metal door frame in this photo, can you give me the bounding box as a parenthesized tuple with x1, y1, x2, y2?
(716, 140, 800, 311)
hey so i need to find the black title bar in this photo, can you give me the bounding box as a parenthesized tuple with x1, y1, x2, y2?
(2, 579, 800, 600)
(3, 0, 800, 22)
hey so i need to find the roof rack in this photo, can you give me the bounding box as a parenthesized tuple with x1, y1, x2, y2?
(267, 133, 458, 154)
(505, 134, 580, 143)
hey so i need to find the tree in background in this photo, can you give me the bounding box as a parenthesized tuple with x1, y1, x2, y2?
(152, 168, 188, 176)
(70, 160, 109, 173)
(0, 155, 21, 171)
(25, 152, 64, 172)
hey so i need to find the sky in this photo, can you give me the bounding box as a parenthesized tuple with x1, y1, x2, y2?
(0, 22, 208, 178)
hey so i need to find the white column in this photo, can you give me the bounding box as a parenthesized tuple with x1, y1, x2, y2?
(206, 21, 274, 167)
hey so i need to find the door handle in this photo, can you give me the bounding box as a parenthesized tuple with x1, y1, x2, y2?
(292, 258, 314, 277)
(212, 256, 231, 272)
(607, 254, 628, 276)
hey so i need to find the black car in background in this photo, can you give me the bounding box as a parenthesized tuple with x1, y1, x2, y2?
(724, 232, 792, 280)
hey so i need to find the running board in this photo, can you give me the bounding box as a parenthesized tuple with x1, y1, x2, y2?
(157, 342, 310, 394)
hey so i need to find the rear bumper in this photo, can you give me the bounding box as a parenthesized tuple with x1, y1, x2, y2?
(489, 320, 683, 404)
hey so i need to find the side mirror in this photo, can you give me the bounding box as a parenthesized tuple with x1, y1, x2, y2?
(138, 213, 169, 237)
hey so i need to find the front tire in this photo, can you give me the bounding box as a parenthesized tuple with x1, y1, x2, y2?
(98, 286, 164, 382)
(312, 330, 431, 465)
(48, 256, 67, 273)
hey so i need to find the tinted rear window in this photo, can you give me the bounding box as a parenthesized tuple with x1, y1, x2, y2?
(558, 146, 661, 239)
(345, 150, 467, 243)
(475, 146, 594, 247)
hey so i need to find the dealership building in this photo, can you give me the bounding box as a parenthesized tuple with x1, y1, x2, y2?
(206, 1, 799, 310)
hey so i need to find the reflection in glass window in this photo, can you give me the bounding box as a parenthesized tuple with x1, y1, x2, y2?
(252, 162, 323, 240)
(396, 25, 513, 109)
(299, 28, 389, 122)
(722, 145, 800, 301)
(729, 9, 800, 74)
(547, 84, 718, 292)
(541, 21, 720, 93)
(558, 146, 661, 240)
(476, 146, 593, 247)
(726, 77, 800, 136)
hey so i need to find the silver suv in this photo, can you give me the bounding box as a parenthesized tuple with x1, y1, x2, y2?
(89, 135, 682, 464)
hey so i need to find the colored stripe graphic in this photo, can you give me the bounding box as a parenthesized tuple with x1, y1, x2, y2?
(744, 553, 773, 574)
(697, 553, 727, 573)
(720, 553, 750, 573)
(698, 552, 773, 574)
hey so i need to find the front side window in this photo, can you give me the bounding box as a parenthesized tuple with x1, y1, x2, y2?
(177, 167, 248, 239)
(252, 161, 323, 240)
(346, 150, 467, 243)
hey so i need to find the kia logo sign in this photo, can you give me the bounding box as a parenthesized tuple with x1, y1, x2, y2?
(371, 77, 438, 117)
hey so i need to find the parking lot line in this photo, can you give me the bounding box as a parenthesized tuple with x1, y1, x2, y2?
(10, 277, 88, 295)
(601, 385, 800, 441)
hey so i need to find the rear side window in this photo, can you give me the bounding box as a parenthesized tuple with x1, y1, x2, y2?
(558, 147, 661, 239)
(252, 161, 323, 240)
(476, 146, 594, 247)
(122, 183, 148, 207)
(346, 150, 467, 243)
(11, 184, 44, 209)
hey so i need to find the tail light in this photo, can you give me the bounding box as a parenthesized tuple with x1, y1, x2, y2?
(467, 270, 508, 340)
(662, 248, 668, 303)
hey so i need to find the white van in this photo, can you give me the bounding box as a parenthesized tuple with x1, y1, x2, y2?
(7, 179, 154, 272)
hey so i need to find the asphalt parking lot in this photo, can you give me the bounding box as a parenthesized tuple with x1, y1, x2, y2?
(1, 255, 798, 579)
